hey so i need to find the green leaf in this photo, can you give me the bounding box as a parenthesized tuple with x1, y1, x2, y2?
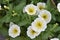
(0, 27, 8, 37)
(13, 0, 26, 13)
(10, 36, 30, 40)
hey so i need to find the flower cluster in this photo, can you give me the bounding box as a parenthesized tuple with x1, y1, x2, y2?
(27, 17, 47, 39)
(23, 2, 51, 39)
(0, 0, 60, 40)
(8, 2, 52, 39)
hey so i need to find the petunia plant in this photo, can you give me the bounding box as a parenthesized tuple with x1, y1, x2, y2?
(0, 0, 60, 40)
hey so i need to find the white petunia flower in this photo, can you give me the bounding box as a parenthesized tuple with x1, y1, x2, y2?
(38, 10, 51, 24)
(57, 3, 60, 12)
(37, 2, 46, 11)
(50, 38, 59, 40)
(24, 4, 37, 15)
(8, 22, 21, 38)
(27, 26, 40, 39)
(31, 17, 47, 32)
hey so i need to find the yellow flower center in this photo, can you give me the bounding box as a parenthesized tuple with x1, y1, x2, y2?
(13, 28, 18, 34)
(28, 7, 35, 13)
(30, 29, 36, 35)
(38, 5, 44, 10)
(35, 21, 43, 29)
(42, 14, 48, 20)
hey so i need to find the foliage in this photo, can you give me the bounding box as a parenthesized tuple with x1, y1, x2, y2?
(0, 0, 60, 40)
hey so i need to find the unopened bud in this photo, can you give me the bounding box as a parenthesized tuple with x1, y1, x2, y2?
(12, 13, 17, 16)
(4, 5, 9, 9)
(0, 5, 2, 10)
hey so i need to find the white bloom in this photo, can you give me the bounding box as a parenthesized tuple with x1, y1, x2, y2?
(38, 10, 51, 23)
(57, 3, 60, 12)
(24, 4, 37, 15)
(37, 2, 46, 11)
(8, 22, 21, 38)
(31, 17, 47, 32)
(50, 38, 59, 40)
(27, 26, 40, 39)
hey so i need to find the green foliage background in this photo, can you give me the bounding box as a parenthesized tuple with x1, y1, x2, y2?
(0, 0, 60, 40)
